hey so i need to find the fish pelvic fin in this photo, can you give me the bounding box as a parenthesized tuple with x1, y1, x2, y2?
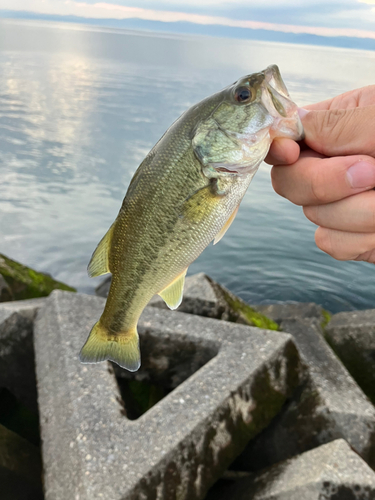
(79, 321, 140, 372)
(158, 268, 187, 310)
(87, 223, 115, 278)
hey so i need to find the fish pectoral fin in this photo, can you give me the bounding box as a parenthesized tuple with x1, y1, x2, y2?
(180, 180, 226, 223)
(87, 223, 115, 278)
(158, 269, 188, 310)
(213, 205, 239, 245)
(79, 321, 140, 372)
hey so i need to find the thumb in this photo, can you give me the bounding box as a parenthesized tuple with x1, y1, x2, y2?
(301, 106, 375, 157)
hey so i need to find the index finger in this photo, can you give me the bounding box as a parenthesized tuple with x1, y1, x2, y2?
(302, 85, 375, 111)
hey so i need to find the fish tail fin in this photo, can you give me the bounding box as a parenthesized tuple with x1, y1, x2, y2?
(79, 321, 140, 372)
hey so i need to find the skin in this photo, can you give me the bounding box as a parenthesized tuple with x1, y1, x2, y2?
(80, 66, 303, 371)
(265, 85, 375, 263)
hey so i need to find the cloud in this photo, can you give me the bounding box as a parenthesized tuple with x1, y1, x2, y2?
(1, 0, 375, 40)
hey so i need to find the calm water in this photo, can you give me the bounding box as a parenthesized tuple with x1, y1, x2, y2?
(1, 19, 375, 313)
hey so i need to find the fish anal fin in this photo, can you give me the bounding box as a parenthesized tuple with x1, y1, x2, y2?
(79, 321, 140, 372)
(87, 224, 115, 278)
(214, 205, 239, 245)
(158, 268, 187, 310)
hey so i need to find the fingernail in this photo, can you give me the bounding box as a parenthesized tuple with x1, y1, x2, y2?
(298, 108, 310, 119)
(347, 161, 375, 189)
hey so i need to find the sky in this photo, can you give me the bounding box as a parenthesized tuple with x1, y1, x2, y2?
(1, 0, 375, 47)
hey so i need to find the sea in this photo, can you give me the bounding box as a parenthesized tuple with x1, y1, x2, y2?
(1, 18, 375, 313)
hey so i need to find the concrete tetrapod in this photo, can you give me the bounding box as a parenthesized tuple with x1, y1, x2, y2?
(325, 309, 375, 405)
(234, 318, 375, 471)
(207, 439, 375, 500)
(33, 291, 303, 500)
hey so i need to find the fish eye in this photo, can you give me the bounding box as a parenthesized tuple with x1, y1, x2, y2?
(234, 86, 254, 103)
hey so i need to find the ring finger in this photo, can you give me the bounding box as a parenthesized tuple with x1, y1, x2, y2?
(315, 227, 375, 261)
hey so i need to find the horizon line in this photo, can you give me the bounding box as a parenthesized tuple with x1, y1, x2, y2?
(1, 2, 375, 41)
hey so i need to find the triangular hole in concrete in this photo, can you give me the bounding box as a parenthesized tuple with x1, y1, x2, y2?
(111, 328, 218, 420)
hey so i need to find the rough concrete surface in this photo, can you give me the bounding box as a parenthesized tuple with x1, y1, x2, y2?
(207, 439, 375, 500)
(34, 291, 303, 500)
(254, 302, 326, 326)
(325, 309, 375, 404)
(234, 317, 375, 471)
(0, 296, 46, 321)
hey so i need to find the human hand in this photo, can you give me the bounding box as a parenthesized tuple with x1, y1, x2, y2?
(266, 85, 375, 263)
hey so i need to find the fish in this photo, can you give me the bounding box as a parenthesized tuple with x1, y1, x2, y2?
(80, 65, 303, 372)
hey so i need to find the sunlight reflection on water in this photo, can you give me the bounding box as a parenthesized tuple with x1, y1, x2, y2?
(1, 19, 375, 312)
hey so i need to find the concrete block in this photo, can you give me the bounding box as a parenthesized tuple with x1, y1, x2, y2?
(206, 439, 375, 500)
(148, 273, 278, 330)
(0, 296, 46, 321)
(148, 272, 222, 318)
(95, 275, 111, 298)
(325, 309, 375, 404)
(0, 299, 45, 414)
(143, 273, 326, 330)
(234, 318, 375, 471)
(0, 423, 43, 500)
(34, 291, 303, 500)
(254, 302, 328, 326)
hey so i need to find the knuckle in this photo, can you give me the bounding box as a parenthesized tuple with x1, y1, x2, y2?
(315, 227, 330, 253)
(355, 249, 375, 264)
(309, 166, 330, 203)
(370, 200, 375, 231)
(312, 109, 353, 156)
(271, 168, 285, 198)
(315, 227, 342, 259)
(303, 206, 319, 224)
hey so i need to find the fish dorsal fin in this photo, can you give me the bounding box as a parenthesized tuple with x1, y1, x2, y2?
(87, 224, 115, 278)
(158, 269, 187, 310)
(213, 205, 239, 245)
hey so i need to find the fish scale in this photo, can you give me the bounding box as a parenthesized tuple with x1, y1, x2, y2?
(80, 65, 303, 372)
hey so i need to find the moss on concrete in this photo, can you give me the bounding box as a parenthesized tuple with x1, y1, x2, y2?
(0, 253, 76, 301)
(117, 378, 166, 420)
(320, 309, 331, 330)
(211, 281, 279, 331)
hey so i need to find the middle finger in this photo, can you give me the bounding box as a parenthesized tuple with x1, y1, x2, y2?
(271, 150, 375, 206)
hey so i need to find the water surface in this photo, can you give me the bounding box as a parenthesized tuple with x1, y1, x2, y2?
(1, 19, 375, 312)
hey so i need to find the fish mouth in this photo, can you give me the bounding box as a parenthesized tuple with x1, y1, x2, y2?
(261, 65, 304, 141)
(263, 65, 290, 98)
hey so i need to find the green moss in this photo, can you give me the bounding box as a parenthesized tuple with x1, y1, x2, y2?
(218, 286, 279, 331)
(117, 378, 166, 419)
(0, 253, 76, 300)
(0, 388, 40, 446)
(320, 309, 331, 330)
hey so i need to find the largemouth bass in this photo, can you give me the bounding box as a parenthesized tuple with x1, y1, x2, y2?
(80, 65, 303, 372)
